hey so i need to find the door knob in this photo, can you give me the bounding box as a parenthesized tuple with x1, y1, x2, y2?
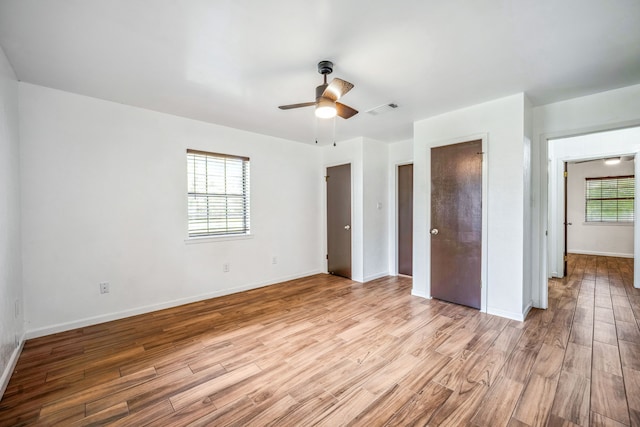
(430, 228, 439, 235)
(344, 225, 351, 230)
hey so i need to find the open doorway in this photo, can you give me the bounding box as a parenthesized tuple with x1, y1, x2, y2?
(546, 126, 640, 308)
(565, 158, 635, 263)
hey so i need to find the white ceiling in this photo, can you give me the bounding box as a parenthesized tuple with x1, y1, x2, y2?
(1, 0, 639, 145)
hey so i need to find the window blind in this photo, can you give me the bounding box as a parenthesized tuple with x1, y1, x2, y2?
(187, 149, 250, 237)
(585, 175, 634, 222)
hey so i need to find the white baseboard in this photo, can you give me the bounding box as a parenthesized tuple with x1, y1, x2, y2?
(26, 270, 323, 339)
(568, 250, 634, 258)
(522, 302, 533, 320)
(487, 306, 528, 322)
(411, 288, 430, 299)
(363, 272, 389, 282)
(0, 333, 25, 401)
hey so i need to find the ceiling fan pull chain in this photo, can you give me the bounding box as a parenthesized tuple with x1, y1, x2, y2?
(332, 116, 337, 146)
(314, 114, 318, 144)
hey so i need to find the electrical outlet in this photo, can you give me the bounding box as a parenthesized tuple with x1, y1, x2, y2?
(272, 256, 278, 265)
(99, 282, 110, 294)
(223, 263, 230, 273)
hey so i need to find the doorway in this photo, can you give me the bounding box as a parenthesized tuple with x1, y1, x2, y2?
(430, 140, 483, 309)
(326, 163, 352, 279)
(565, 158, 635, 265)
(543, 125, 640, 310)
(398, 164, 413, 276)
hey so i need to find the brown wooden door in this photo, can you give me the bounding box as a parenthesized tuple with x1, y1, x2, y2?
(327, 164, 352, 278)
(431, 140, 482, 309)
(398, 164, 413, 276)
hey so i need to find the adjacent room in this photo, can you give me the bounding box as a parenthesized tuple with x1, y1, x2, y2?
(1, 0, 640, 425)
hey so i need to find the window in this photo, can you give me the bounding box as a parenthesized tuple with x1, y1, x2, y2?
(585, 175, 634, 223)
(187, 149, 250, 237)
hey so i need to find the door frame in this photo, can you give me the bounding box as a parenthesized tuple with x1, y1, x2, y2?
(322, 161, 356, 279)
(540, 122, 640, 310)
(427, 134, 489, 313)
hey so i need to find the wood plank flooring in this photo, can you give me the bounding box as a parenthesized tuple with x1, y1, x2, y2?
(1, 254, 639, 426)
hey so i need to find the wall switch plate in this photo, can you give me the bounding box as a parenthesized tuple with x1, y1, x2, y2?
(100, 282, 110, 294)
(272, 256, 278, 265)
(223, 263, 230, 273)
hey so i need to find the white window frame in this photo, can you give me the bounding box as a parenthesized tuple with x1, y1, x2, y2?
(186, 149, 250, 240)
(585, 175, 634, 223)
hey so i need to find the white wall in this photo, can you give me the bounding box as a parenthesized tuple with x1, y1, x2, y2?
(19, 83, 323, 336)
(533, 83, 640, 307)
(0, 46, 23, 397)
(567, 159, 634, 257)
(388, 139, 413, 276)
(363, 138, 389, 281)
(414, 93, 528, 320)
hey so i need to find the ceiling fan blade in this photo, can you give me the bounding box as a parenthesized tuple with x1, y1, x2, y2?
(336, 102, 358, 119)
(322, 78, 354, 101)
(278, 101, 315, 110)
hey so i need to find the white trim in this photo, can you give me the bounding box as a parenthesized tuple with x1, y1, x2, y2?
(568, 250, 634, 258)
(411, 289, 430, 299)
(481, 135, 489, 314)
(363, 272, 389, 282)
(0, 334, 25, 400)
(488, 305, 530, 322)
(26, 270, 322, 339)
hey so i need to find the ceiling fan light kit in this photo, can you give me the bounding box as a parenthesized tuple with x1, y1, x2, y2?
(315, 97, 337, 118)
(279, 60, 358, 120)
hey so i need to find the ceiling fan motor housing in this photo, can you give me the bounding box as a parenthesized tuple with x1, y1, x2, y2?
(317, 60, 333, 75)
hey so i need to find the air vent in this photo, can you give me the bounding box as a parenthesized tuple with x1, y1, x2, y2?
(366, 103, 398, 116)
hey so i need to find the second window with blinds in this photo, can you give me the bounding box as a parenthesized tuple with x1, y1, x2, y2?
(186, 149, 250, 238)
(585, 175, 634, 223)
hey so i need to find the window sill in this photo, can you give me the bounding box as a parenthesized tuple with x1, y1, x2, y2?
(582, 222, 634, 227)
(185, 234, 253, 244)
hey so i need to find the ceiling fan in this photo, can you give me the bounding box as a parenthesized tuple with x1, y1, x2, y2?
(278, 61, 358, 119)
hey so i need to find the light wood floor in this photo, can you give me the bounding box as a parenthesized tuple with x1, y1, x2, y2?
(1, 254, 639, 426)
